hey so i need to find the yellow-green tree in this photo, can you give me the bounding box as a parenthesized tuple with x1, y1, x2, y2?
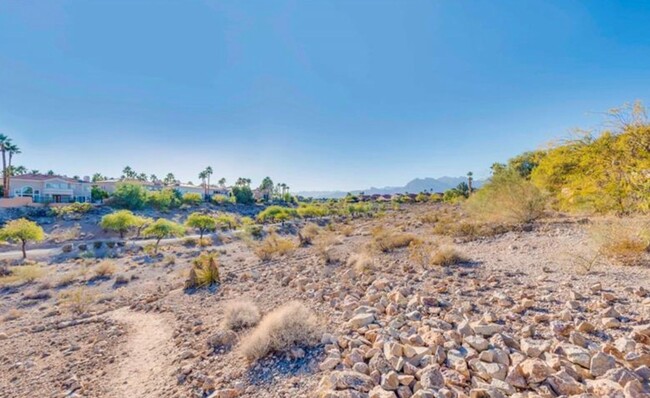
(143, 218, 185, 253)
(0, 218, 45, 258)
(185, 213, 217, 239)
(100, 210, 138, 238)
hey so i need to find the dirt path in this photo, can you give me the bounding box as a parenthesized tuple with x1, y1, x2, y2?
(105, 308, 175, 398)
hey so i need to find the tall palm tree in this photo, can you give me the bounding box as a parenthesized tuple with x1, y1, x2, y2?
(198, 170, 207, 196)
(467, 171, 474, 194)
(5, 142, 20, 198)
(205, 166, 213, 199)
(0, 134, 10, 197)
(150, 174, 158, 183)
(218, 177, 226, 188)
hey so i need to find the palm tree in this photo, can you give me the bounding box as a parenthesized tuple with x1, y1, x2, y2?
(137, 173, 148, 181)
(46, 170, 55, 176)
(198, 170, 207, 196)
(205, 166, 213, 199)
(467, 171, 474, 194)
(30, 169, 39, 174)
(218, 177, 226, 188)
(10, 165, 27, 175)
(150, 174, 158, 183)
(4, 142, 20, 198)
(164, 173, 176, 186)
(92, 173, 105, 182)
(0, 134, 10, 197)
(122, 166, 135, 180)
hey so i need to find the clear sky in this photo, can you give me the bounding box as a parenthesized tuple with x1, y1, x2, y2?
(1, 1, 649, 191)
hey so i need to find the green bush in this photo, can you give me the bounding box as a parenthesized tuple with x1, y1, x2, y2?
(215, 213, 239, 230)
(185, 212, 217, 239)
(211, 194, 231, 205)
(111, 183, 148, 210)
(232, 186, 254, 205)
(256, 206, 297, 224)
(297, 204, 329, 218)
(51, 202, 93, 217)
(182, 192, 203, 206)
(147, 188, 181, 211)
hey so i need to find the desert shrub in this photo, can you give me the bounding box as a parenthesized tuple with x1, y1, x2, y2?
(314, 231, 338, 264)
(408, 240, 435, 268)
(466, 170, 546, 223)
(232, 186, 254, 204)
(94, 260, 116, 278)
(58, 287, 95, 314)
(371, 226, 419, 252)
(298, 223, 320, 246)
(215, 214, 239, 230)
(182, 192, 203, 206)
(347, 251, 375, 275)
(0, 265, 46, 286)
(91, 186, 109, 202)
(431, 246, 468, 266)
(111, 183, 148, 210)
(339, 224, 355, 237)
(51, 202, 93, 217)
(185, 252, 220, 288)
(185, 212, 217, 239)
(590, 219, 650, 266)
(0, 218, 45, 259)
(297, 204, 328, 219)
(183, 237, 198, 247)
(222, 300, 261, 331)
(241, 217, 263, 239)
(253, 233, 296, 261)
(240, 301, 321, 361)
(147, 188, 181, 211)
(257, 206, 297, 224)
(55, 272, 77, 288)
(211, 194, 231, 205)
(443, 183, 470, 203)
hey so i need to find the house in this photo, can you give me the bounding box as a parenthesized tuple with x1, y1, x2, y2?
(7, 174, 92, 203)
(95, 179, 159, 194)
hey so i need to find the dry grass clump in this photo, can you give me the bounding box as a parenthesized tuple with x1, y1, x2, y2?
(347, 251, 376, 275)
(94, 260, 117, 278)
(222, 300, 261, 331)
(314, 231, 339, 264)
(431, 246, 468, 266)
(3, 308, 23, 322)
(339, 224, 355, 237)
(58, 287, 95, 314)
(240, 301, 321, 361)
(0, 265, 46, 286)
(590, 219, 650, 266)
(185, 252, 220, 288)
(54, 272, 77, 288)
(49, 225, 82, 243)
(371, 226, 419, 252)
(253, 233, 296, 261)
(298, 223, 320, 246)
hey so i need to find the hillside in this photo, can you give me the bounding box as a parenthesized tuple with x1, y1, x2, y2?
(297, 176, 483, 198)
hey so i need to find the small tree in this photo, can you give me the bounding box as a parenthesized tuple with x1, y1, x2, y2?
(132, 215, 153, 238)
(232, 185, 254, 204)
(185, 212, 217, 239)
(91, 186, 109, 202)
(143, 219, 185, 253)
(100, 210, 138, 238)
(112, 183, 149, 210)
(0, 218, 45, 259)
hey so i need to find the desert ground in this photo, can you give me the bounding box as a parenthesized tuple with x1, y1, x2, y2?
(0, 203, 649, 398)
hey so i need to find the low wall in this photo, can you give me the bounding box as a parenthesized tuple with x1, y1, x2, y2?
(0, 197, 34, 208)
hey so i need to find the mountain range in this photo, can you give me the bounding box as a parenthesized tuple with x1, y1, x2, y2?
(296, 176, 483, 199)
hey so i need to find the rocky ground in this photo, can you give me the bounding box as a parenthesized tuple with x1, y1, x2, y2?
(0, 204, 649, 398)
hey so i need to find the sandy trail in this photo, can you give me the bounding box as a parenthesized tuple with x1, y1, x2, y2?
(105, 308, 175, 398)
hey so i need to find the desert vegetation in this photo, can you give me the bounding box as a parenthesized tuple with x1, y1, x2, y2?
(1, 104, 650, 398)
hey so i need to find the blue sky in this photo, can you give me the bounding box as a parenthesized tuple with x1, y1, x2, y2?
(1, 1, 649, 191)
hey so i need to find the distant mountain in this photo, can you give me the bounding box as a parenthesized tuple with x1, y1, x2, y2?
(296, 176, 484, 199)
